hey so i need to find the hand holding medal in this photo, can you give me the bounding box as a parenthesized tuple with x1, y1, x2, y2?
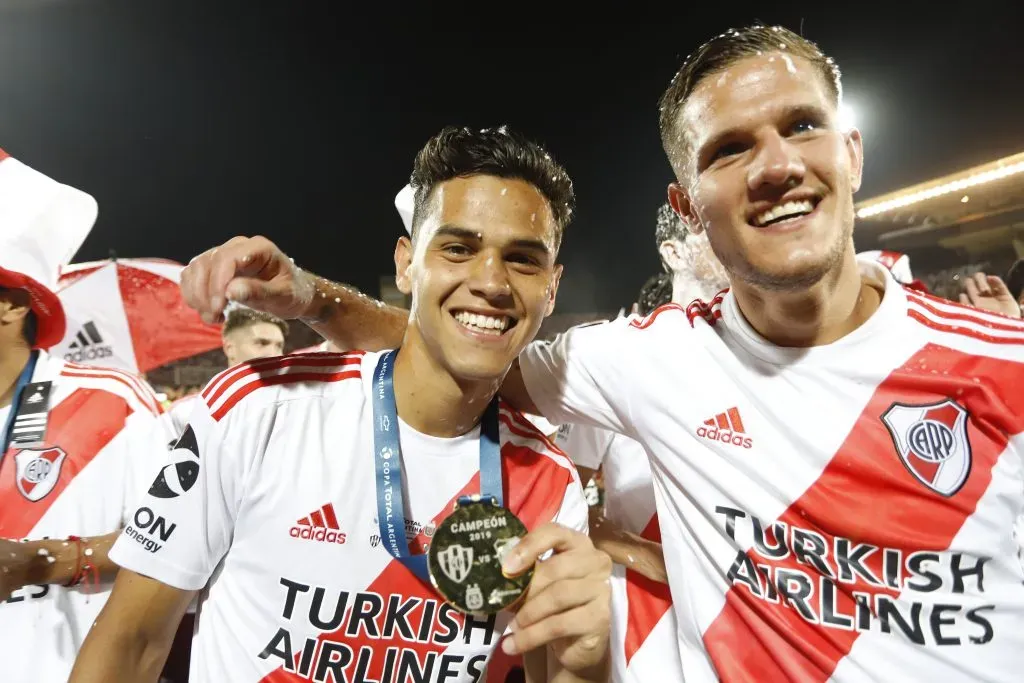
(494, 522, 612, 676)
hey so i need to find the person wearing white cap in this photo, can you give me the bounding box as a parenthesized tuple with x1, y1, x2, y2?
(0, 149, 172, 682)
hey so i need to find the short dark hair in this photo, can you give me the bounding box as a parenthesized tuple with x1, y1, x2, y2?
(636, 272, 673, 316)
(409, 125, 575, 249)
(658, 25, 842, 176)
(222, 307, 288, 338)
(1006, 259, 1024, 301)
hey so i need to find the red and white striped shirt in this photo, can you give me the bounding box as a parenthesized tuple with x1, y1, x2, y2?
(555, 424, 681, 683)
(0, 351, 169, 682)
(521, 259, 1024, 683)
(111, 350, 588, 683)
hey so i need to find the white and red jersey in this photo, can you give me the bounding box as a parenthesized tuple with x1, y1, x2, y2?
(521, 259, 1024, 683)
(110, 350, 588, 683)
(162, 392, 199, 441)
(556, 425, 681, 683)
(0, 350, 170, 682)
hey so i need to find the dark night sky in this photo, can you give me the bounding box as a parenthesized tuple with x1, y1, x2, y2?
(2, 1, 1022, 311)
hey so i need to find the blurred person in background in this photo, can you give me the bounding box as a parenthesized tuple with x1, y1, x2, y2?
(164, 306, 288, 437)
(0, 150, 171, 682)
(655, 202, 730, 304)
(221, 305, 287, 366)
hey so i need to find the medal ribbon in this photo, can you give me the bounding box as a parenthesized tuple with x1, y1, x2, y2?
(1, 350, 39, 456)
(372, 350, 504, 582)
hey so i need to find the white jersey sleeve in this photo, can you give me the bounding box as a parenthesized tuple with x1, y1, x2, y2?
(109, 395, 269, 591)
(519, 319, 635, 436)
(555, 423, 615, 471)
(551, 479, 590, 535)
(119, 410, 179, 524)
(165, 395, 197, 439)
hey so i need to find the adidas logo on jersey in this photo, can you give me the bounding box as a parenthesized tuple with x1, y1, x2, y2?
(696, 407, 753, 449)
(64, 321, 113, 362)
(290, 503, 347, 544)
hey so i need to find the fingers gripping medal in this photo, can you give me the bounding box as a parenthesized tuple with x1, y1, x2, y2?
(372, 350, 532, 614)
(428, 495, 532, 615)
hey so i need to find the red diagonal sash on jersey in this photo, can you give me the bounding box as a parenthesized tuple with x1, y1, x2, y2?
(0, 389, 131, 537)
(260, 441, 574, 682)
(623, 513, 673, 666)
(702, 344, 1024, 682)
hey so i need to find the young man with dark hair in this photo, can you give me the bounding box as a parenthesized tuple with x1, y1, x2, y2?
(181, 25, 1024, 682)
(71, 126, 611, 683)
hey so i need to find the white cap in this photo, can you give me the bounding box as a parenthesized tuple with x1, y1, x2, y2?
(395, 184, 414, 235)
(0, 149, 97, 348)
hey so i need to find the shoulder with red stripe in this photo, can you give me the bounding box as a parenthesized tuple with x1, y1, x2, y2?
(904, 289, 1024, 350)
(628, 288, 729, 330)
(59, 360, 163, 416)
(497, 401, 576, 477)
(497, 401, 584, 533)
(201, 350, 366, 422)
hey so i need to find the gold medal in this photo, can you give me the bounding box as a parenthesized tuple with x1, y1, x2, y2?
(427, 497, 532, 615)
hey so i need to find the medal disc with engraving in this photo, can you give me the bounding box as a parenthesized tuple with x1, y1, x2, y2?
(428, 499, 532, 615)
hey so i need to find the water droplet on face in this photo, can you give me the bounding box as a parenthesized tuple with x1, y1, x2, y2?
(530, 213, 536, 222)
(84, 548, 94, 557)
(500, 188, 508, 196)
(37, 548, 49, 557)
(46, 556, 55, 564)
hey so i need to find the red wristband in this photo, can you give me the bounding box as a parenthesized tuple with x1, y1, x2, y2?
(63, 535, 100, 591)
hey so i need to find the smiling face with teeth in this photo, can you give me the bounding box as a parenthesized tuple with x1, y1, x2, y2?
(393, 174, 562, 383)
(666, 52, 864, 293)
